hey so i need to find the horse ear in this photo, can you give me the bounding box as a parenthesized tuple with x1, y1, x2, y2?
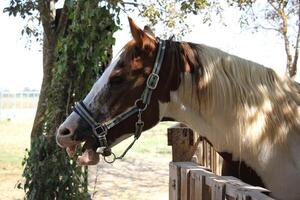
(128, 17, 155, 49)
(128, 17, 143, 45)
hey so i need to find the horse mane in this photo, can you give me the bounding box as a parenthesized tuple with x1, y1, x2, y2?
(167, 40, 300, 147)
(201, 45, 299, 108)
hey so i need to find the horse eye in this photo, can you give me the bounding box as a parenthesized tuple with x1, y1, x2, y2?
(109, 76, 125, 85)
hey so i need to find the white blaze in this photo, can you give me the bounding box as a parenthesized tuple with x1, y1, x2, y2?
(83, 57, 120, 105)
(58, 57, 120, 130)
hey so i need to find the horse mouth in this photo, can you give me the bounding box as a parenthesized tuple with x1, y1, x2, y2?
(66, 139, 100, 165)
(56, 131, 100, 165)
(66, 144, 77, 157)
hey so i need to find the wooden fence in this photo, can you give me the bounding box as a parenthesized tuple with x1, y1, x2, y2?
(167, 124, 274, 200)
(0, 91, 39, 120)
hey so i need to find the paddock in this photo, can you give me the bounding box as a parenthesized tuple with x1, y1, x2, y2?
(167, 124, 274, 200)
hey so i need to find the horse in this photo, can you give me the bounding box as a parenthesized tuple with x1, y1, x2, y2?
(56, 17, 300, 200)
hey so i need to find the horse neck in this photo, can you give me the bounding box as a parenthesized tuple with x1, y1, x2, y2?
(163, 72, 238, 152)
(160, 42, 239, 151)
(162, 42, 300, 162)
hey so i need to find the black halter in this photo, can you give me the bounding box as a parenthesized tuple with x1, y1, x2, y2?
(74, 40, 166, 163)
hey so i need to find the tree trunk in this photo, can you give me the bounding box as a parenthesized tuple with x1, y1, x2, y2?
(291, 1, 300, 79)
(31, 32, 57, 139)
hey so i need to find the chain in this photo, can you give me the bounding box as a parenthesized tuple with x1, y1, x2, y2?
(91, 163, 101, 199)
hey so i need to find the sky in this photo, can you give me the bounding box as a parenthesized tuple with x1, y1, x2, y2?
(0, 1, 296, 92)
(0, 3, 43, 91)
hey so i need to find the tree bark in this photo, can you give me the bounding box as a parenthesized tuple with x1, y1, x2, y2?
(268, 1, 297, 78)
(278, 7, 294, 77)
(31, 1, 63, 139)
(30, 33, 56, 139)
(291, 1, 300, 78)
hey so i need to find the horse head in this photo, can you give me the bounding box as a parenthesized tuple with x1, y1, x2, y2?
(56, 18, 180, 165)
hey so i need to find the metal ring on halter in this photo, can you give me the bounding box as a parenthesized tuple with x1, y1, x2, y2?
(134, 99, 147, 111)
(103, 152, 116, 164)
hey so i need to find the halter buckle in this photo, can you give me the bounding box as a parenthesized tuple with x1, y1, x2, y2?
(94, 124, 108, 136)
(147, 73, 159, 90)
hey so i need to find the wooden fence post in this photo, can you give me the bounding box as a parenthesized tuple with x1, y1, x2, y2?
(169, 162, 180, 200)
(168, 124, 200, 200)
(167, 124, 199, 162)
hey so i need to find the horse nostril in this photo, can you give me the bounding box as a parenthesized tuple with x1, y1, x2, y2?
(59, 127, 72, 137)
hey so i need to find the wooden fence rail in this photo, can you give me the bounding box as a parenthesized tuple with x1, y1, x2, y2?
(168, 124, 274, 200)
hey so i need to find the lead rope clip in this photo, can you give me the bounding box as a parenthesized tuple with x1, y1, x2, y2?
(135, 109, 144, 139)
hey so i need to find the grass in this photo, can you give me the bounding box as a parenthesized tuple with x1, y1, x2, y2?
(0, 120, 32, 170)
(0, 148, 24, 168)
(0, 120, 175, 169)
(112, 122, 176, 158)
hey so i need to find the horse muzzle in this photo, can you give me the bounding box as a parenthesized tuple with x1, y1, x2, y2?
(56, 124, 102, 165)
(56, 123, 80, 153)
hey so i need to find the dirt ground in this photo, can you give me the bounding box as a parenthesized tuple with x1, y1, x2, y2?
(89, 155, 171, 200)
(0, 166, 24, 200)
(0, 155, 171, 200)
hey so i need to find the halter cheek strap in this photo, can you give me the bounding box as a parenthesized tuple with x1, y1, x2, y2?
(74, 40, 166, 163)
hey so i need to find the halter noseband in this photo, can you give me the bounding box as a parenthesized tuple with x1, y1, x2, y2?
(74, 40, 166, 163)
